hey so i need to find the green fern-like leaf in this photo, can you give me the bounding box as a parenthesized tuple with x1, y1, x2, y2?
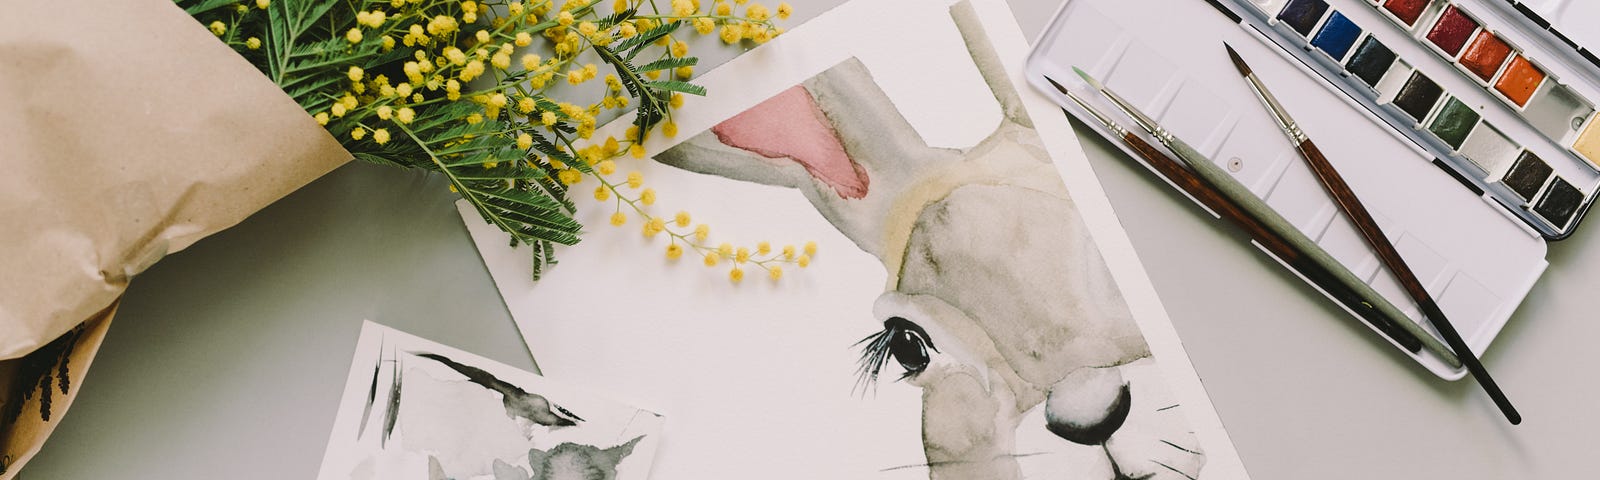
(596, 7, 636, 29)
(637, 56, 697, 72)
(646, 80, 707, 96)
(386, 103, 580, 277)
(180, 0, 238, 15)
(617, 20, 681, 59)
(175, 0, 774, 279)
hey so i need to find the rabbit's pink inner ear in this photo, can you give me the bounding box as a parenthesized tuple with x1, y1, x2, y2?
(710, 85, 869, 199)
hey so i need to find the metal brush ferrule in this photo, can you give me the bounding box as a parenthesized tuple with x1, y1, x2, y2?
(1102, 89, 1168, 144)
(1106, 122, 1129, 137)
(1060, 88, 1129, 137)
(1283, 121, 1307, 144)
(1151, 126, 1174, 144)
(1243, 73, 1306, 144)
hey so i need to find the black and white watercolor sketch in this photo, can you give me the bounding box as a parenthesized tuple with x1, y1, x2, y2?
(315, 322, 662, 480)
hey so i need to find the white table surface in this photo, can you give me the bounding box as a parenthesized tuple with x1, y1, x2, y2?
(20, 0, 1595, 478)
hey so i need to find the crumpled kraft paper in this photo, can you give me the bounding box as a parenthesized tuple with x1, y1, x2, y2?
(0, 301, 115, 480)
(0, 0, 352, 475)
(0, 0, 351, 359)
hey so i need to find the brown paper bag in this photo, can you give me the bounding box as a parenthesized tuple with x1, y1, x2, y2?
(0, 301, 116, 478)
(0, 0, 353, 475)
(0, 0, 350, 359)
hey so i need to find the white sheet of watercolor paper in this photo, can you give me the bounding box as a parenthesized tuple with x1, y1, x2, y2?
(459, 0, 1249, 478)
(315, 321, 663, 480)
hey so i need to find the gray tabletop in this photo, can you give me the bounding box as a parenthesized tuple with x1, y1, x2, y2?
(21, 0, 1594, 478)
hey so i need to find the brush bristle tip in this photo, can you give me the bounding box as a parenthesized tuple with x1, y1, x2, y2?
(1071, 66, 1101, 89)
(1044, 75, 1067, 91)
(1224, 44, 1251, 76)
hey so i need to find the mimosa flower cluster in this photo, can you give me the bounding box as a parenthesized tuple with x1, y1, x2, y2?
(588, 164, 817, 283)
(180, 0, 804, 281)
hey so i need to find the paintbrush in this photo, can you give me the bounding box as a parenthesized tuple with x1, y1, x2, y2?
(1069, 66, 1464, 366)
(1048, 74, 1432, 356)
(1049, 78, 1430, 354)
(1225, 44, 1519, 424)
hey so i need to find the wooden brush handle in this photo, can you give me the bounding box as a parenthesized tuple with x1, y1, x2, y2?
(1123, 133, 1421, 352)
(1296, 141, 1421, 298)
(1164, 134, 1436, 356)
(1295, 140, 1520, 424)
(1126, 134, 1293, 255)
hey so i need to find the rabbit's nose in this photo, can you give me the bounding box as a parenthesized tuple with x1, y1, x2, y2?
(1044, 367, 1132, 445)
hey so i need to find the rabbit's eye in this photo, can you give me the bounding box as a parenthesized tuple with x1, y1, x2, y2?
(889, 325, 931, 373)
(854, 317, 938, 390)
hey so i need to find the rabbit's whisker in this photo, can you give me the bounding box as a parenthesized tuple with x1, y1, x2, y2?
(1152, 459, 1198, 480)
(1160, 439, 1200, 455)
(878, 451, 1055, 472)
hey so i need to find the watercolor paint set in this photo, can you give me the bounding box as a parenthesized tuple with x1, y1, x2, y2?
(1228, 0, 1600, 239)
(1021, 0, 1600, 378)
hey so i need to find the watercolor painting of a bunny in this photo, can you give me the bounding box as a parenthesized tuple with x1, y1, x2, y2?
(653, 11, 1208, 479)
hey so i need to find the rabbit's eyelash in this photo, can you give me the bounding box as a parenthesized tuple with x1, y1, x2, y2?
(853, 327, 899, 393)
(852, 317, 936, 394)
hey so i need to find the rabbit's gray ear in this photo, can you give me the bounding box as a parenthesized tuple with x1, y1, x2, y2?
(803, 58, 949, 171)
(655, 78, 872, 197)
(428, 456, 449, 480)
(526, 447, 549, 476)
(492, 459, 531, 480)
(657, 62, 913, 201)
(951, 0, 1031, 129)
(653, 129, 816, 191)
(655, 59, 964, 259)
(603, 435, 645, 463)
